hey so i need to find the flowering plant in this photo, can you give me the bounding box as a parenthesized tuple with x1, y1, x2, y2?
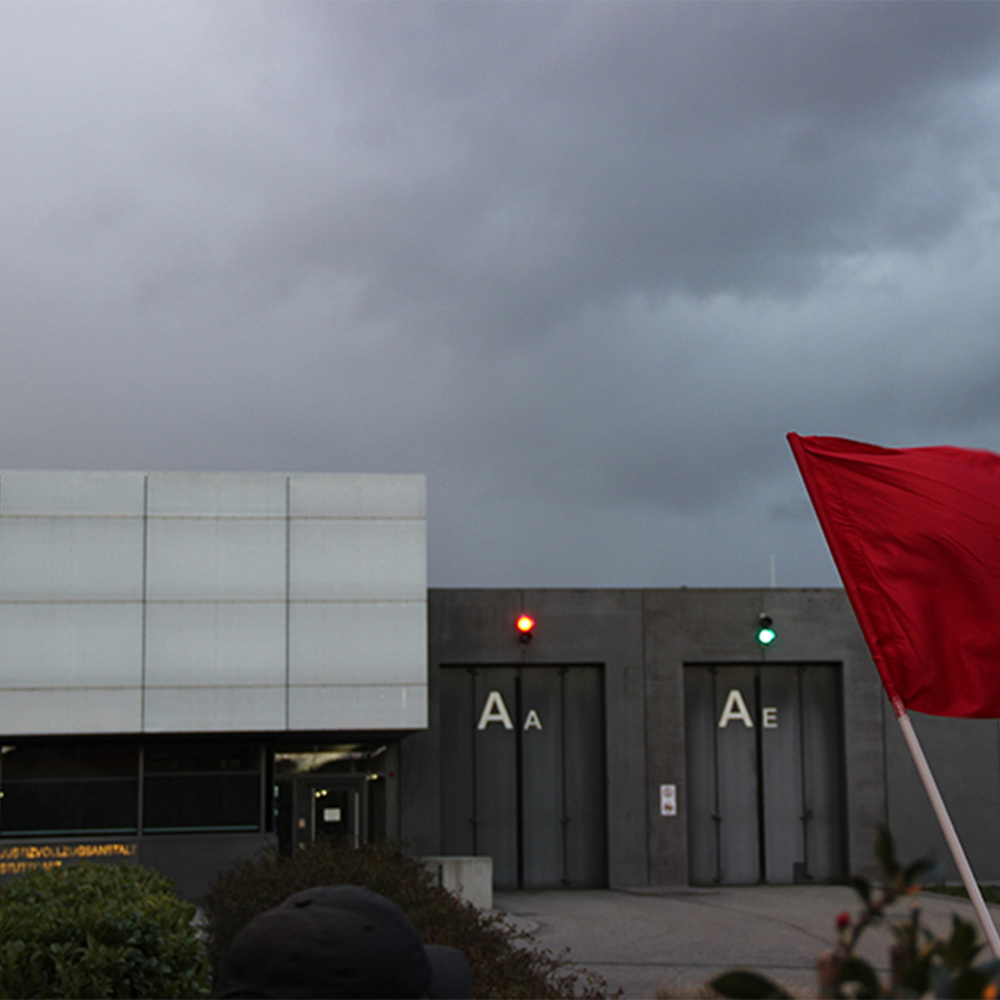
(710, 827, 1000, 999)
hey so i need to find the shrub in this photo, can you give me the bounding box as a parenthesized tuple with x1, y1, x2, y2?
(203, 839, 610, 998)
(0, 861, 210, 999)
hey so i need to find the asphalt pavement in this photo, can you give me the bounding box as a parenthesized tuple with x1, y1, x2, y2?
(492, 885, 1000, 998)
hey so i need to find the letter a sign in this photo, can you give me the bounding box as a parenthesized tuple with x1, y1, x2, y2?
(718, 688, 754, 729)
(523, 709, 543, 731)
(477, 691, 514, 730)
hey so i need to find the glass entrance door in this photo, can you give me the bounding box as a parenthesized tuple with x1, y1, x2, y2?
(311, 785, 358, 847)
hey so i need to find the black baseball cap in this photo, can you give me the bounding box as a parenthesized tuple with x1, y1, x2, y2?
(215, 885, 472, 999)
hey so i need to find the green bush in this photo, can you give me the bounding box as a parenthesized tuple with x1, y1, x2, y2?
(0, 861, 210, 999)
(203, 839, 609, 999)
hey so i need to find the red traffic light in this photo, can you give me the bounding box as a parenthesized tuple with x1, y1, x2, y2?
(516, 614, 535, 642)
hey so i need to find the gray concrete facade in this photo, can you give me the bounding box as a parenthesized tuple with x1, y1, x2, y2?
(402, 589, 648, 887)
(643, 587, 886, 886)
(403, 587, 891, 888)
(884, 708, 1000, 883)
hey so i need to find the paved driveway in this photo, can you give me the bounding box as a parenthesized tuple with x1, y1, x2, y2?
(494, 885, 1000, 998)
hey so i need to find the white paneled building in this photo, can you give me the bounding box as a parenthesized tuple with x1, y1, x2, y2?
(0, 471, 426, 897)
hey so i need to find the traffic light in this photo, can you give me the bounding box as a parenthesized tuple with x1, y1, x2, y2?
(516, 614, 535, 643)
(756, 614, 776, 646)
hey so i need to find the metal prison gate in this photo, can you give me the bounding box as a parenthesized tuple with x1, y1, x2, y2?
(685, 663, 848, 886)
(440, 665, 607, 890)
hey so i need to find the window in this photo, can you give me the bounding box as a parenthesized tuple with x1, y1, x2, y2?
(143, 741, 260, 833)
(0, 743, 138, 837)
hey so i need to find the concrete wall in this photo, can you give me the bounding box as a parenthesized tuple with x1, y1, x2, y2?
(402, 588, 647, 887)
(138, 831, 276, 902)
(406, 587, 889, 887)
(0, 471, 427, 735)
(885, 708, 1000, 882)
(644, 588, 887, 882)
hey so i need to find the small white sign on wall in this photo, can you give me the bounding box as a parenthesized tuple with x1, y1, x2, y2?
(323, 808, 342, 823)
(660, 784, 677, 817)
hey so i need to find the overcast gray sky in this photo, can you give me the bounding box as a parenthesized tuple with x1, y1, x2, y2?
(4, 2, 1000, 589)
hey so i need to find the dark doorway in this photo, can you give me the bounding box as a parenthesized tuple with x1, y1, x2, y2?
(282, 777, 363, 853)
(685, 663, 847, 886)
(440, 665, 607, 890)
(311, 784, 358, 847)
(273, 745, 392, 856)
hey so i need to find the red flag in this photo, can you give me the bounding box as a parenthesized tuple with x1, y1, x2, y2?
(788, 433, 1000, 718)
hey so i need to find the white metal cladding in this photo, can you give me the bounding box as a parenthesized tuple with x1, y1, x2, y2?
(0, 470, 427, 735)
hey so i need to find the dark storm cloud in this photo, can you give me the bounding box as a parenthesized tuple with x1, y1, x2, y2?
(3, 2, 1000, 586)
(264, 2, 1000, 313)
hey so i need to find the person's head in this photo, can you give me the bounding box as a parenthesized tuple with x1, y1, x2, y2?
(214, 885, 471, 999)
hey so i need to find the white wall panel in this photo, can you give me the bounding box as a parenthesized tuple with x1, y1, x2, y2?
(288, 601, 426, 685)
(0, 688, 142, 735)
(289, 519, 426, 601)
(0, 602, 143, 688)
(290, 474, 425, 519)
(146, 517, 286, 601)
(288, 684, 427, 730)
(144, 602, 286, 687)
(0, 471, 145, 516)
(147, 473, 286, 517)
(0, 469, 428, 737)
(143, 685, 286, 732)
(0, 517, 144, 601)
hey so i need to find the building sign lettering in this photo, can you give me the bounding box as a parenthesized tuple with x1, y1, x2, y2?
(0, 842, 137, 877)
(476, 691, 544, 731)
(477, 691, 515, 730)
(523, 709, 543, 731)
(717, 689, 778, 729)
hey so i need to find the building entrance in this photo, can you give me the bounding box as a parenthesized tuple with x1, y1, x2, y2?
(308, 782, 361, 847)
(278, 776, 365, 854)
(440, 665, 607, 890)
(273, 745, 393, 856)
(685, 663, 847, 886)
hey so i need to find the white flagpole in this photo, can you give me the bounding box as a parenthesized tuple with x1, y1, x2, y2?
(896, 709, 1000, 958)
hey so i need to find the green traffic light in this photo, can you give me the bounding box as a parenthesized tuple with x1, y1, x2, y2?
(757, 615, 776, 646)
